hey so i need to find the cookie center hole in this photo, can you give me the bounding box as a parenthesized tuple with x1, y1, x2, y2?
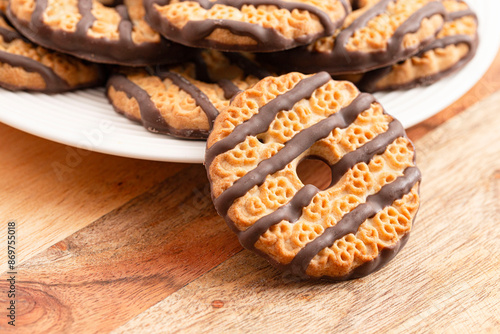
(296, 157, 332, 191)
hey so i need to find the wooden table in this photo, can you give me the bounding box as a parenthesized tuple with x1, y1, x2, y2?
(1, 50, 499, 333)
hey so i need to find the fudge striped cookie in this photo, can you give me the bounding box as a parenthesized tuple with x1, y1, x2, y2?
(261, 0, 446, 75)
(0, 12, 103, 92)
(358, 0, 478, 92)
(205, 72, 421, 280)
(106, 51, 270, 139)
(144, 0, 351, 52)
(6, 0, 188, 65)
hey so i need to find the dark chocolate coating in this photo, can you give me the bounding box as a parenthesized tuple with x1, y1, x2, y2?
(0, 13, 104, 93)
(156, 70, 219, 126)
(222, 52, 272, 80)
(205, 72, 332, 167)
(0, 14, 22, 42)
(287, 167, 420, 279)
(145, 0, 350, 52)
(238, 119, 406, 250)
(206, 73, 421, 280)
(358, 6, 479, 92)
(106, 51, 268, 138)
(218, 79, 242, 100)
(213, 92, 376, 217)
(260, 0, 447, 75)
(6, 0, 189, 65)
(106, 74, 211, 139)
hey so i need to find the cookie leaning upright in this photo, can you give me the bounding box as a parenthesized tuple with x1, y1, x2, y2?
(205, 72, 421, 280)
(106, 51, 270, 139)
(144, 0, 351, 52)
(0, 12, 104, 92)
(358, 0, 478, 92)
(6, 0, 188, 65)
(261, 0, 447, 74)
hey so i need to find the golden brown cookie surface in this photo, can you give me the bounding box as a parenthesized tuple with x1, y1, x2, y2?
(205, 72, 421, 280)
(261, 0, 446, 75)
(6, 0, 188, 65)
(0, 12, 104, 92)
(358, 0, 478, 92)
(106, 51, 269, 139)
(144, 0, 351, 52)
(0, 0, 7, 13)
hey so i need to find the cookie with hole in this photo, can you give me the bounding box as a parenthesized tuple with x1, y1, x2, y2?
(205, 72, 421, 281)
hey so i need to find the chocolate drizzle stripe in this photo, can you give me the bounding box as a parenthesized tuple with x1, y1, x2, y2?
(335, 0, 446, 62)
(0, 22, 21, 42)
(223, 52, 271, 80)
(205, 72, 331, 168)
(157, 71, 219, 127)
(333, 0, 394, 54)
(322, 231, 410, 281)
(8, 0, 187, 65)
(385, 1, 446, 53)
(217, 79, 241, 100)
(30, 0, 46, 30)
(0, 27, 21, 42)
(287, 166, 421, 279)
(238, 119, 405, 249)
(106, 74, 210, 139)
(76, 0, 96, 37)
(0, 49, 70, 91)
(116, 5, 133, 44)
(107, 74, 167, 129)
(214, 92, 375, 218)
(1, 8, 70, 91)
(419, 33, 475, 55)
(192, 52, 213, 83)
(446, 7, 476, 22)
(263, 0, 446, 74)
(358, 6, 479, 93)
(239, 184, 319, 250)
(183, 0, 337, 35)
(329, 120, 405, 186)
(147, 0, 346, 51)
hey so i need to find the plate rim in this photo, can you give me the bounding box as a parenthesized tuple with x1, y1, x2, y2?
(0, 0, 498, 164)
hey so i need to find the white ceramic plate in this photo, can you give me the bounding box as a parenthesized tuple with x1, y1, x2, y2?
(0, 0, 499, 163)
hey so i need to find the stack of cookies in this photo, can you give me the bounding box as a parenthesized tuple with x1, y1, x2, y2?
(0, 0, 479, 280)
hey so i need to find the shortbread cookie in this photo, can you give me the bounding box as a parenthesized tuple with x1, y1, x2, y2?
(358, 0, 478, 92)
(206, 72, 421, 280)
(261, 0, 446, 75)
(6, 0, 188, 65)
(0, 12, 103, 92)
(106, 51, 269, 139)
(144, 0, 351, 52)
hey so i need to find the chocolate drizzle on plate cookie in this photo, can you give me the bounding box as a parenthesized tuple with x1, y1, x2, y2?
(106, 50, 270, 138)
(0, 12, 104, 92)
(358, 0, 479, 92)
(155, 69, 220, 126)
(145, 0, 350, 52)
(7, 0, 188, 65)
(261, 0, 446, 74)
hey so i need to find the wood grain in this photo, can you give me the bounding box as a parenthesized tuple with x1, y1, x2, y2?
(113, 92, 500, 333)
(0, 123, 184, 273)
(0, 48, 498, 334)
(0, 165, 242, 333)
